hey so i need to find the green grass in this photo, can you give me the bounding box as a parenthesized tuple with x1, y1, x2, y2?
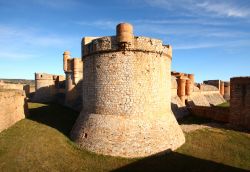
(0, 102, 249, 171)
(217, 102, 230, 107)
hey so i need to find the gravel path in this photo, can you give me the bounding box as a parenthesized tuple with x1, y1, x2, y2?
(180, 124, 210, 133)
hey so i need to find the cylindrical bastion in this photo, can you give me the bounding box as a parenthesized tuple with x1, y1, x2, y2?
(71, 23, 185, 158)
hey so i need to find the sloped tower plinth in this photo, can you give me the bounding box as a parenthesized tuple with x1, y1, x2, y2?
(71, 23, 185, 158)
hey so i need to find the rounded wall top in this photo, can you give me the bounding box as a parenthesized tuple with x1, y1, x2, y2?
(116, 23, 133, 35)
(63, 51, 70, 55)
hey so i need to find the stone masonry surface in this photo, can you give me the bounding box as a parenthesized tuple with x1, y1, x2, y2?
(71, 23, 185, 158)
(0, 90, 27, 132)
(230, 77, 250, 129)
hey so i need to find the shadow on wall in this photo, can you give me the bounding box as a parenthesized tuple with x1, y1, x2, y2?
(112, 151, 248, 172)
(178, 115, 214, 125)
(32, 80, 65, 103)
(24, 97, 29, 118)
(64, 79, 83, 112)
(171, 103, 190, 119)
(28, 103, 79, 137)
(31, 86, 60, 103)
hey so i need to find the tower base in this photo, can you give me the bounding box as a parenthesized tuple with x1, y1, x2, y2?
(71, 112, 185, 158)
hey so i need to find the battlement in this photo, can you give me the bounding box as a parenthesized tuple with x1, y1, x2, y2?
(35, 73, 65, 81)
(82, 23, 172, 59)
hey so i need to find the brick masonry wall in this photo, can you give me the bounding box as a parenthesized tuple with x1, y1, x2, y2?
(230, 77, 250, 129)
(0, 90, 27, 132)
(190, 106, 229, 123)
(71, 34, 185, 158)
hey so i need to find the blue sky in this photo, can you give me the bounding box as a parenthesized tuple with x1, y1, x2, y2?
(0, 0, 249, 82)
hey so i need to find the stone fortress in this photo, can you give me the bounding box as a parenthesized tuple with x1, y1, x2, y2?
(70, 23, 185, 157)
(30, 25, 231, 121)
(171, 71, 228, 119)
(0, 22, 249, 157)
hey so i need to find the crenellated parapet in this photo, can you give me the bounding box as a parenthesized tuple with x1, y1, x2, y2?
(81, 23, 172, 59)
(35, 73, 65, 90)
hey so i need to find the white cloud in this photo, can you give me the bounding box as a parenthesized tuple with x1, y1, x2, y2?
(75, 19, 250, 40)
(196, 1, 250, 17)
(144, 0, 250, 18)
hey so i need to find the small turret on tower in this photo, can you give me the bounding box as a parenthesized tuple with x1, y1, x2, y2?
(63, 51, 70, 72)
(116, 23, 134, 48)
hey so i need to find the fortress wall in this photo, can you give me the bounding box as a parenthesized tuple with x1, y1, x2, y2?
(32, 73, 65, 103)
(71, 23, 185, 158)
(203, 80, 225, 96)
(171, 74, 226, 109)
(0, 90, 27, 133)
(63, 52, 83, 111)
(188, 92, 211, 107)
(177, 77, 186, 104)
(64, 80, 82, 111)
(171, 95, 189, 119)
(220, 81, 225, 96)
(171, 76, 189, 119)
(200, 88, 225, 106)
(0, 82, 36, 98)
(230, 77, 250, 129)
(0, 83, 24, 90)
(190, 106, 229, 122)
(224, 81, 230, 101)
(203, 93, 225, 106)
(81, 50, 171, 116)
(203, 80, 220, 89)
(198, 84, 225, 106)
(171, 76, 178, 96)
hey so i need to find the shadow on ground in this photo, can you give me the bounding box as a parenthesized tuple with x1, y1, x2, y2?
(28, 103, 79, 137)
(178, 115, 250, 133)
(112, 151, 248, 172)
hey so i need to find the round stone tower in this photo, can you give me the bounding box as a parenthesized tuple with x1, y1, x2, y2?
(71, 23, 185, 158)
